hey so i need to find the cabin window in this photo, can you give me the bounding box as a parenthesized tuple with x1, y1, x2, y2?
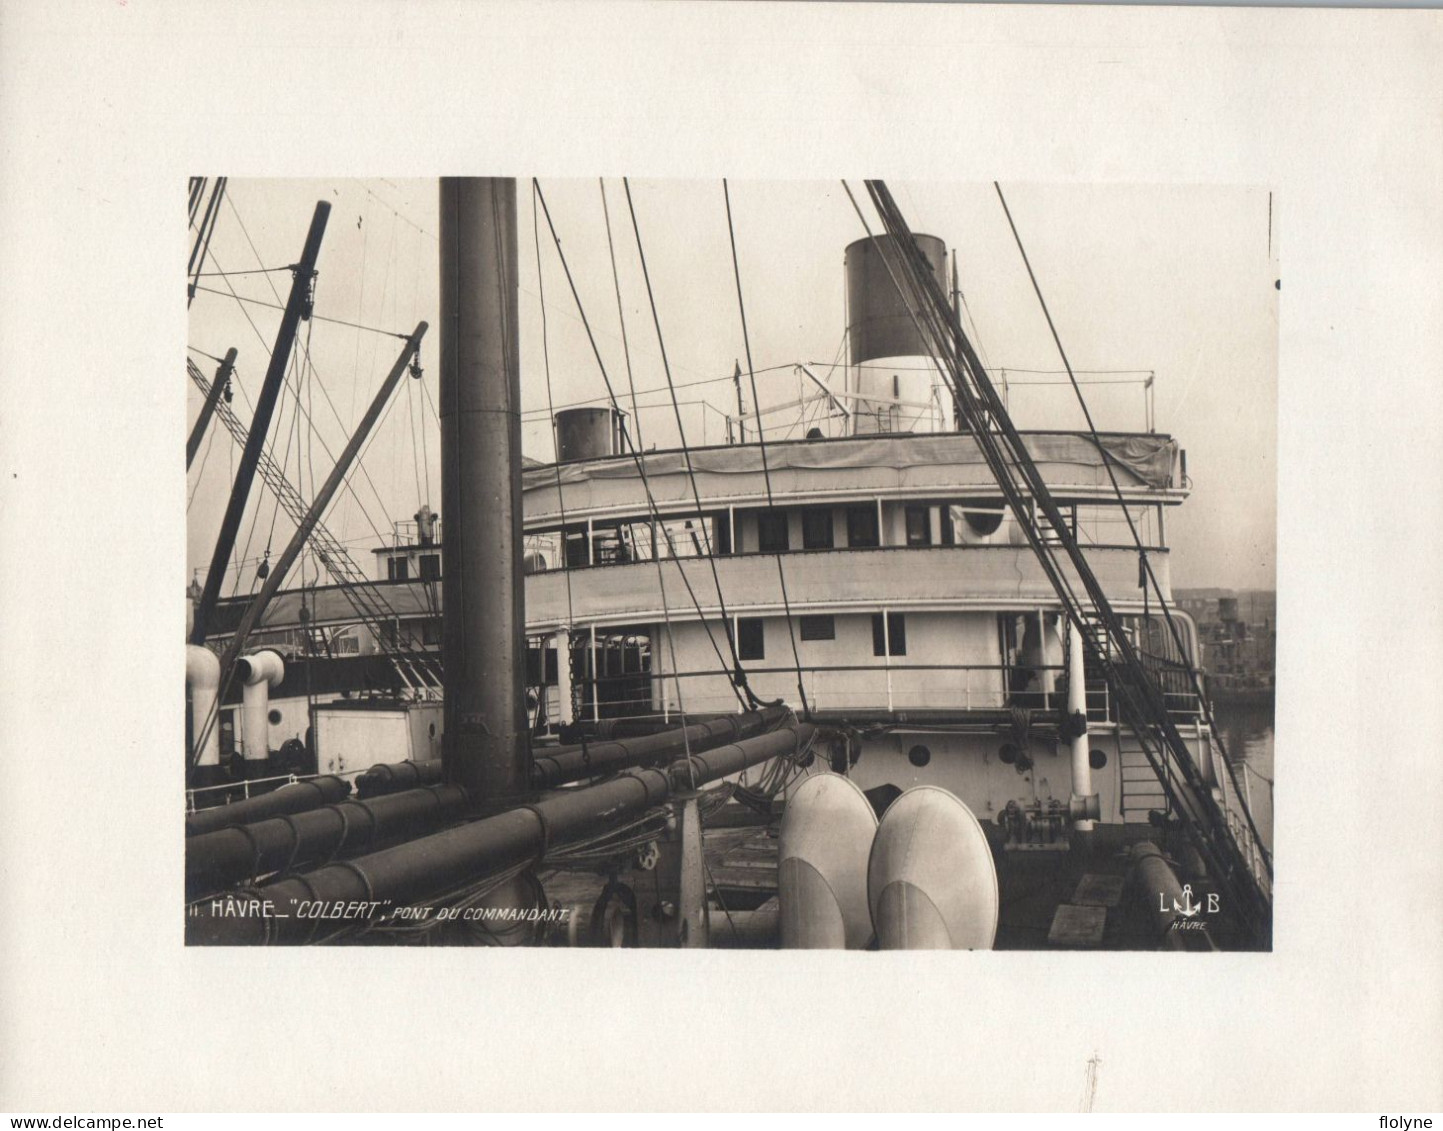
(799, 614, 835, 641)
(564, 529, 590, 568)
(737, 617, 765, 660)
(905, 505, 932, 547)
(713, 514, 732, 555)
(757, 510, 789, 553)
(872, 612, 907, 657)
(846, 505, 879, 548)
(420, 554, 441, 581)
(387, 556, 409, 581)
(801, 508, 834, 550)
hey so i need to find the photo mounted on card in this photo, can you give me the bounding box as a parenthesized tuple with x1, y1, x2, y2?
(184, 176, 1276, 953)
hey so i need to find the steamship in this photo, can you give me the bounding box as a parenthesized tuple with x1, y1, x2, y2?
(185, 178, 1272, 950)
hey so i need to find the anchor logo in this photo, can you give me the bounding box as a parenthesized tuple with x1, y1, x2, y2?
(1158, 882, 1220, 925)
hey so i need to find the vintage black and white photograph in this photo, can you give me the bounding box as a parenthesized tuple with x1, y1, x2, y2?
(5, 0, 1440, 1115)
(183, 177, 1276, 951)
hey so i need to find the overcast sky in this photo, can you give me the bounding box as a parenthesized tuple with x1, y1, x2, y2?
(187, 177, 1277, 593)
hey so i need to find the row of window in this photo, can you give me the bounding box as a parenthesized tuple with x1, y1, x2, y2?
(733, 612, 907, 659)
(387, 553, 441, 582)
(752, 504, 1005, 553)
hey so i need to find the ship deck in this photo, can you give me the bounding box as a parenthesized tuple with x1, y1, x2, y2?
(538, 805, 1223, 951)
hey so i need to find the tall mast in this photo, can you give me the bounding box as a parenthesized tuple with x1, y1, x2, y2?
(189, 200, 330, 647)
(438, 178, 529, 809)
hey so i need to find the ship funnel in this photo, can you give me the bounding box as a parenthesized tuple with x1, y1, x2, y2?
(778, 773, 878, 949)
(844, 234, 950, 436)
(186, 645, 222, 787)
(845, 234, 948, 365)
(236, 649, 285, 778)
(867, 786, 999, 949)
(554, 406, 626, 462)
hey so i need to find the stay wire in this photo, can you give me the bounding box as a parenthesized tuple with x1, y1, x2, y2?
(198, 243, 393, 558)
(599, 179, 645, 452)
(838, 182, 1091, 624)
(623, 177, 760, 711)
(224, 192, 406, 538)
(532, 180, 746, 711)
(529, 184, 578, 636)
(862, 180, 1268, 907)
(992, 182, 1269, 872)
(722, 179, 810, 718)
(197, 243, 392, 556)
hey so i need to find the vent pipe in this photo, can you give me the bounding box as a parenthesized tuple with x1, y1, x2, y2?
(438, 178, 529, 809)
(236, 650, 284, 778)
(186, 645, 222, 788)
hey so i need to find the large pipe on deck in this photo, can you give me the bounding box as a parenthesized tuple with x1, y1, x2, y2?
(531, 705, 790, 789)
(1132, 841, 1214, 951)
(354, 759, 445, 799)
(186, 645, 222, 788)
(185, 784, 470, 899)
(237, 650, 284, 777)
(185, 774, 352, 837)
(188, 723, 813, 944)
(440, 176, 527, 810)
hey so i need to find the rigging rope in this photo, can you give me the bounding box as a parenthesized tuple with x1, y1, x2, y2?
(533, 180, 747, 711)
(991, 182, 1269, 872)
(851, 179, 1270, 928)
(222, 191, 411, 546)
(530, 184, 580, 725)
(193, 240, 394, 554)
(722, 179, 810, 718)
(599, 178, 645, 452)
(622, 178, 761, 713)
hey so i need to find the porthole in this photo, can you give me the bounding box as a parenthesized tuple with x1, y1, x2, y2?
(998, 743, 1018, 765)
(267, 709, 282, 725)
(429, 723, 437, 738)
(907, 744, 931, 768)
(1089, 748, 1108, 770)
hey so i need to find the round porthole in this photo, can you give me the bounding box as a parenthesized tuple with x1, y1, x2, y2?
(907, 744, 931, 768)
(429, 723, 437, 738)
(800, 750, 816, 768)
(267, 709, 282, 725)
(1089, 748, 1108, 770)
(998, 743, 1018, 765)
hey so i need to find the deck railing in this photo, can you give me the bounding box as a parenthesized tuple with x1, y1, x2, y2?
(527, 662, 1177, 726)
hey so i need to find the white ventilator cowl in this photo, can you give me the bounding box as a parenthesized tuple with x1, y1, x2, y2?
(779, 772, 878, 949)
(868, 785, 999, 950)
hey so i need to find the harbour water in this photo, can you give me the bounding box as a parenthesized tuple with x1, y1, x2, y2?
(1213, 698, 1275, 854)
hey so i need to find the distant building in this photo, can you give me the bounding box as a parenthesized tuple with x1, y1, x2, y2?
(1173, 587, 1275, 701)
